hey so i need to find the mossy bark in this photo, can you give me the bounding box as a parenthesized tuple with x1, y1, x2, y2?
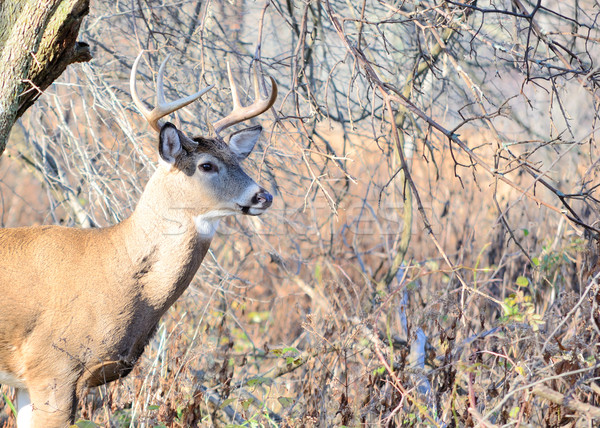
(0, 0, 91, 157)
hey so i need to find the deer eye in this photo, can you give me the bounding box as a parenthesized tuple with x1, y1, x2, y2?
(199, 162, 218, 173)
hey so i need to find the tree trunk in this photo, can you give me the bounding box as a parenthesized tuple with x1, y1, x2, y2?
(0, 0, 91, 157)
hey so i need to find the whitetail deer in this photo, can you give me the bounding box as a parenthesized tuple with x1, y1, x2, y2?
(0, 52, 277, 427)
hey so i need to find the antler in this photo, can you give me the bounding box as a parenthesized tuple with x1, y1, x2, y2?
(213, 63, 278, 135)
(131, 51, 214, 132)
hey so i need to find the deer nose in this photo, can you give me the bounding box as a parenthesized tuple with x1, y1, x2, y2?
(253, 189, 273, 208)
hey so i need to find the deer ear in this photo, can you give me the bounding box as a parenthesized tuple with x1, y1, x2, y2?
(228, 125, 262, 160)
(159, 122, 183, 164)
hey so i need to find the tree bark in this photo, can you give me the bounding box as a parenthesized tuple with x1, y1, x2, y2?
(0, 0, 91, 157)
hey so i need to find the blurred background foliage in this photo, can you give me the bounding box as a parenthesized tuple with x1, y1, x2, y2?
(2, 0, 600, 426)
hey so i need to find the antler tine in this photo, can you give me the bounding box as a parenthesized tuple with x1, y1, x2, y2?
(227, 62, 242, 111)
(131, 52, 153, 125)
(156, 54, 169, 107)
(213, 63, 278, 135)
(130, 51, 214, 132)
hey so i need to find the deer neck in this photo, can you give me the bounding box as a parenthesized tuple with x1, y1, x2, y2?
(118, 166, 214, 311)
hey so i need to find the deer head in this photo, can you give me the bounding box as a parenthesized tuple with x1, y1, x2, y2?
(130, 52, 277, 235)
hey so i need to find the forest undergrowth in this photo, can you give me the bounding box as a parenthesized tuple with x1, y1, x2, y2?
(2, 0, 600, 426)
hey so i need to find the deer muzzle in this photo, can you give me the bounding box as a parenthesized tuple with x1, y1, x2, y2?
(253, 189, 273, 208)
(238, 188, 273, 215)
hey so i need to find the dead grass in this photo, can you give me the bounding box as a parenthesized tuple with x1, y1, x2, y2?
(3, 120, 596, 427)
(2, 0, 600, 426)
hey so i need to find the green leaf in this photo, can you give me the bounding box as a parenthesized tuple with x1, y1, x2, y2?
(372, 366, 386, 376)
(285, 356, 303, 366)
(2, 393, 16, 417)
(271, 346, 299, 357)
(73, 421, 99, 428)
(531, 257, 540, 267)
(241, 398, 254, 411)
(278, 396, 294, 408)
(516, 276, 529, 287)
(247, 311, 270, 323)
(522, 228, 529, 236)
(247, 376, 272, 387)
(219, 397, 236, 409)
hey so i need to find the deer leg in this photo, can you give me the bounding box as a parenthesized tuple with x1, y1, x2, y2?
(15, 388, 33, 428)
(26, 378, 77, 428)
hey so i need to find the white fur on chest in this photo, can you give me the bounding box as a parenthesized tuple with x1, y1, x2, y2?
(0, 370, 26, 388)
(194, 216, 220, 238)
